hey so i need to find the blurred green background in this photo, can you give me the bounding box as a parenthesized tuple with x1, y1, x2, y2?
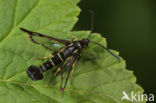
(74, 0, 156, 95)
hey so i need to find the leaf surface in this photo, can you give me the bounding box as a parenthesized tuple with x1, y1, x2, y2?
(0, 0, 145, 103)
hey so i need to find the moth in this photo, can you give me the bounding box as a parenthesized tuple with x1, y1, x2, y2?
(20, 11, 120, 92)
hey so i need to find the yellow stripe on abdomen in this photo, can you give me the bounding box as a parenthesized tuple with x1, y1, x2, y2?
(57, 53, 64, 62)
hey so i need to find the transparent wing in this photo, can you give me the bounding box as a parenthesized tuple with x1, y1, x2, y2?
(20, 28, 70, 51)
(30, 35, 64, 51)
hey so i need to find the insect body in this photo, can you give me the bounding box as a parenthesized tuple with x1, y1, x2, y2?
(20, 12, 120, 92)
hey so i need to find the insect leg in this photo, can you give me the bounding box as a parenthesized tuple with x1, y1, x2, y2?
(60, 56, 78, 93)
(34, 46, 66, 61)
(71, 55, 81, 77)
(60, 67, 72, 93)
(44, 57, 71, 87)
(53, 57, 70, 77)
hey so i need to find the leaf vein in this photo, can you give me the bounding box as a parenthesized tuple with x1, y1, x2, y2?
(0, 0, 40, 45)
(0, 0, 17, 45)
(15, 0, 40, 26)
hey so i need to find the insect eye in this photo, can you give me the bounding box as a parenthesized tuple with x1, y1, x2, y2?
(26, 65, 43, 81)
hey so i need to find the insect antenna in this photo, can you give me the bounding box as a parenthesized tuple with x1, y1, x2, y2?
(89, 41, 121, 62)
(88, 10, 95, 39)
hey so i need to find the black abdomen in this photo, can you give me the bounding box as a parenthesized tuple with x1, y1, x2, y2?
(40, 52, 65, 72)
(27, 52, 65, 81)
(27, 45, 77, 81)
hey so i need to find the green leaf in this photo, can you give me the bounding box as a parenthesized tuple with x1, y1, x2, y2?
(0, 0, 145, 103)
